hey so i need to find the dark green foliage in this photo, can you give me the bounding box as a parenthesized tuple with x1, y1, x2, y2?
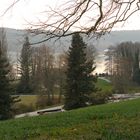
(89, 90, 112, 105)
(13, 103, 35, 115)
(35, 95, 48, 109)
(133, 69, 140, 84)
(64, 33, 97, 110)
(0, 42, 13, 120)
(17, 36, 33, 94)
(133, 51, 140, 84)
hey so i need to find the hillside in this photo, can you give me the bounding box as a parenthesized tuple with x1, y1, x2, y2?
(5, 28, 140, 52)
(0, 98, 140, 140)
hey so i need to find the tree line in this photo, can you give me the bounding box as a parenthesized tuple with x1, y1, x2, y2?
(16, 36, 67, 106)
(105, 42, 140, 94)
(0, 29, 98, 120)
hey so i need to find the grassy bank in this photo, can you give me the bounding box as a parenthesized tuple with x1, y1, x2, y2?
(96, 78, 112, 92)
(0, 98, 140, 140)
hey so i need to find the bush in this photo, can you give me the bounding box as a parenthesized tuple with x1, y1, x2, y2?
(13, 103, 35, 115)
(89, 90, 112, 105)
(35, 95, 49, 109)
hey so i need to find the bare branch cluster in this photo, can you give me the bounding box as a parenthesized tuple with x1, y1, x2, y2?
(2, 0, 140, 43)
(1, 0, 21, 17)
(27, 0, 140, 43)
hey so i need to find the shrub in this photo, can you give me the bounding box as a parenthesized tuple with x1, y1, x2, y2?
(35, 95, 49, 109)
(13, 103, 35, 115)
(89, 90, 112, 105)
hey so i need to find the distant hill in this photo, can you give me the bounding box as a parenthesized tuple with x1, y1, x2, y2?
(3, 28, 140, 72)
(5, 28, 140, 52)
(5, 28, 70, 62)
(94, 30, 140, 52)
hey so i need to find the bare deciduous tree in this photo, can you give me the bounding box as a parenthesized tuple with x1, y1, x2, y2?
(30, 44, 56, 104)
(105, 46, 114, 75)
(106, 42, 140, 93)
(57, 53, 67, 102)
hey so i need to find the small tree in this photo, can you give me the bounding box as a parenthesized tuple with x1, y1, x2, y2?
(30, 45, 56, 104)
(64, 33, 97, 110)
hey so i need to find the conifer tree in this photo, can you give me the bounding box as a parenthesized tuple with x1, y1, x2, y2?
(0, 29, 14, 120)
(64, 33, 97, 110)
(17, 36, 32, 93)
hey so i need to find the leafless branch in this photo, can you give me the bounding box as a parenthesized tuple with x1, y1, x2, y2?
(27, 0, 140, 44)
(2, 0, 140, 44)
(1, 0, 21, 17)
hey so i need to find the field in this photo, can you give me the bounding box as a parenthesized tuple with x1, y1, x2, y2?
(0, 98, 140, 140)
(17, 95, 62, 106)
(18, 95, 38, 106)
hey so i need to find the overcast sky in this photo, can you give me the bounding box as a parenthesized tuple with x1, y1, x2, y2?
(0, 0, 140, 30)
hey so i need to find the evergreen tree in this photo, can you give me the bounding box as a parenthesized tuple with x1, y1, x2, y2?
(0, 30, 14, 120)
(64, 33, 97, 110)
(17, 36, 32, 93)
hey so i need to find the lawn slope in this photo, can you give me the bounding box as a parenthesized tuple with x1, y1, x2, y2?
(96, 78, 112, 92)
(0, 98, 140, 140)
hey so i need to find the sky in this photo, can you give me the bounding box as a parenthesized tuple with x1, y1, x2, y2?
(1, 0, 140, 73)
(0, 0, 140, 30)
(0, 0, 63, 29)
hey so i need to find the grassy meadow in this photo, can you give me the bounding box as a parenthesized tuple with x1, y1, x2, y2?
(96, 78, 112, 92)
(0, 98, 140, 140)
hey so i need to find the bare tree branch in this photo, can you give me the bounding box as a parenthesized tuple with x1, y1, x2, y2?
(27, 0, 140, 44)
(1, 0, 21, 17)
(2, 0, 140, 44)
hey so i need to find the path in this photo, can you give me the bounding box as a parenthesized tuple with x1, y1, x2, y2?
(98, 77, 111, 83)
(109, 93, 140, 102)
(15, 105, 64, 118)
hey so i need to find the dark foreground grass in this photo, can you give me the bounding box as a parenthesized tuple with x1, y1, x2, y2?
(0, 98, 140, 140)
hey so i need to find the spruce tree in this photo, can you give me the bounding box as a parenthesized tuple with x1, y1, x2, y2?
(0, 41, 13, 120)
(17, 36, 32, 93)
(64, 33, 97, 110)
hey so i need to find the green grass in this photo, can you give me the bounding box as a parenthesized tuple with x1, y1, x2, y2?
(96, 78, 113, 92)
(17, 95, 62, 106)
(0, 98, 140, 140)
